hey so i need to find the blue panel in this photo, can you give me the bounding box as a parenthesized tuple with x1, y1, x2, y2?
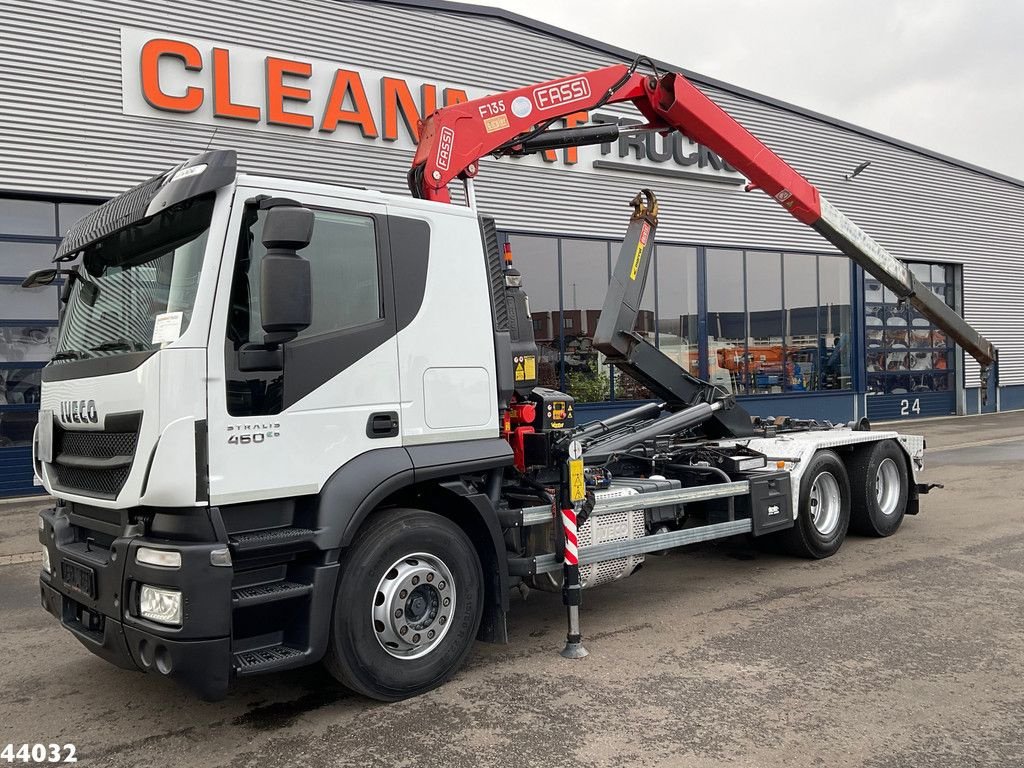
(1000, 385, 1024, 411)
(0, 446, 44, 497)
(866, 391, 955, 420)
(740, 392, 856, 423)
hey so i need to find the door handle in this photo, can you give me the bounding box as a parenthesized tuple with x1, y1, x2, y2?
(367, 411, 399, 439)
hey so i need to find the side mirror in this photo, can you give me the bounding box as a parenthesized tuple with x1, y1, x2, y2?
(259, 205, 313, 345)
(21, 268, 60, 288)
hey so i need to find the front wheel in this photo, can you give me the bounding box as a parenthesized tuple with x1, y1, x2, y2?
(323, 508, 483, 701)
(781, 449, 851, 559)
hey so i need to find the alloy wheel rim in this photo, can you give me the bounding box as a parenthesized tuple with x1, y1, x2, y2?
(875, 458, 901, 516)
(372, 552, 456, 660)
(809, 471, 841, 536)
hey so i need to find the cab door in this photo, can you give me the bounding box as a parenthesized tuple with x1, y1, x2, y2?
(206, 189, 401, 506)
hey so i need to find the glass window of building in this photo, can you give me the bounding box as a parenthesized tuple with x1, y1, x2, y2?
(0, 199, 56, 237)
(866, 261, 955, 397)
(745, 251, 783, 394)
(818, 255, 852, 390)
(0, 242, 58, 277)
(507, 234, 560, 390)
(655, 245, 698, 378)
(706, 248, 746, 395)
(784, 252, 818, 392)
(560, 238, 611, 403)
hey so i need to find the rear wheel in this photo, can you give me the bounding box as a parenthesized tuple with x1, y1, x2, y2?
(781, 449, 851, 559)
(848, 440, 909, 537)
(324, 507, 483, 701)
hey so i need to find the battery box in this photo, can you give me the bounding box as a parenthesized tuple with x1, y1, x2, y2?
(735, 471, 794, 536)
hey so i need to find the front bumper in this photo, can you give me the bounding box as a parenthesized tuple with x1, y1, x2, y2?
(38, 505, 233, 700)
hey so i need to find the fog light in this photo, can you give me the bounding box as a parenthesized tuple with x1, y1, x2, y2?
(41, 547, 51, 574)
(136, 547, 182, 569)
(140, 585, 182, 626)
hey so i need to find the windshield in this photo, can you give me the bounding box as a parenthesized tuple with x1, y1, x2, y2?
(55, 193, 215, 361)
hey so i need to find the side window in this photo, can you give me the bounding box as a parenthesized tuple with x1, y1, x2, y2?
(229, 207, 381, 347)
(226, 204, 384, 416)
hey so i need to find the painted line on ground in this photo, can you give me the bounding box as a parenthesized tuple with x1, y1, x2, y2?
(928, 434, 1024, 452)
(0, 552, 42, 567)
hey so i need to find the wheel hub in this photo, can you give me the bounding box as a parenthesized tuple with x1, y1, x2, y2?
(875, 458, 901, 516)
(372, 553, 456, 660)
(809, 471, 841, 536)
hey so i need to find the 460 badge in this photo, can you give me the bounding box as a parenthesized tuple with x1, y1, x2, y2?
(226, 423, 281, 445)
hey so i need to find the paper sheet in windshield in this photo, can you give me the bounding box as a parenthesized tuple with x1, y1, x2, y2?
(152, 311, 184, 344)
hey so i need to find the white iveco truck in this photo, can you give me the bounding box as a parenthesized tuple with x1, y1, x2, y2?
(30, 60, 996, 701)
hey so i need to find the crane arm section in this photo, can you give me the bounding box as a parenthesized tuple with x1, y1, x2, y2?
(409, 61, 997, 375)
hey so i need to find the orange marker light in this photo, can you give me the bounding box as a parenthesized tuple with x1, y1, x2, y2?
(776, 460, 786, 469)
(503, 242, 513, 265)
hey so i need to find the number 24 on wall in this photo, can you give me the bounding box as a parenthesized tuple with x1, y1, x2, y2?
(900, 398, 921, 416)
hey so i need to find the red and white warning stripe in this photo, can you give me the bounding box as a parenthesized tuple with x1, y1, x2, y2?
(562, 507, 579, 566)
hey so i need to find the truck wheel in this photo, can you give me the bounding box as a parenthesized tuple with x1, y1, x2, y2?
(848, 440, 908, 537)
(324, 507, 483, 701)
(782, 450, 850, 559)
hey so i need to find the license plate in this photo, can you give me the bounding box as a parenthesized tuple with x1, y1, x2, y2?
(61, 560, 96, 599)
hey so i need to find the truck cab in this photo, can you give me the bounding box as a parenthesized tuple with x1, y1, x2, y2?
(35, 150, 513, 699)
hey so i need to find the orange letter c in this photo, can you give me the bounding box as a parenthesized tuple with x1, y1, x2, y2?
(140, 38, 204, 113)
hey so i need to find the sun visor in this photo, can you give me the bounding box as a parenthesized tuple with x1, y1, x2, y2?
(55, 149, 237, 262)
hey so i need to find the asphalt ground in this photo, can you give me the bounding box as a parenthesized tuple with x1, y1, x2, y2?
(2, 411, 1022, 767)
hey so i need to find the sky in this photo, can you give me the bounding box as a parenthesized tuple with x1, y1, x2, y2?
(456, 0, 1024, 181)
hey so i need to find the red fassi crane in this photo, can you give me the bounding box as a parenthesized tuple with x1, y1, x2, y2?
(409, 60, 997, 386)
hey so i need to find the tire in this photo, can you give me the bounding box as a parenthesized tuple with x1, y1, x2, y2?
(323, 507, 483, 701)
(847, 440, 909, 537)
(780, 449, 851, 559)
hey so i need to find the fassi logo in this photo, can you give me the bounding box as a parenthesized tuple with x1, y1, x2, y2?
(532, 77, 591, 111)
(436, 126, 455, 171)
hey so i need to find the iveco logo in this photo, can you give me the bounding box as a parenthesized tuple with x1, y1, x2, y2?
(436, 126, 455, 171)
(533, 77, 591, 111)
(60, 400, 99, 425)
(767, 504, 781, 516)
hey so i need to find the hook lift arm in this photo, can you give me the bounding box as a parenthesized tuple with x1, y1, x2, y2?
(409, 59, 997, 393)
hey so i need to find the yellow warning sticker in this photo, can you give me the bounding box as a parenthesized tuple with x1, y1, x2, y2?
(484, 114, 510, 133)
(514, 357, 525, 381)
(568, 458, 585, 502)
(523, 355, 536, 380)
(629, 241, 645, 280)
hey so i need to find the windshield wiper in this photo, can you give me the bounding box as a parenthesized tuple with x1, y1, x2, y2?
(89, 338, 145, 353)
(51, 351, 82, 361)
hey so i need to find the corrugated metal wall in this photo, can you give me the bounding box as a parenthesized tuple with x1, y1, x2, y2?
(1, 0, 1021, 386)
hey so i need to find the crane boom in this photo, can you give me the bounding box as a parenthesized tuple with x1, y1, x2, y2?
(409, 60, 997, 380)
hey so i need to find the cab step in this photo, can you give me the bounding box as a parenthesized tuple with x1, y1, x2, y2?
(232, 580, 313, 608)
(229, 527, 316, 555)
(233, 644, 306, 675)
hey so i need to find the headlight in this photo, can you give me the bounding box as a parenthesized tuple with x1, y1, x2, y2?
(140, 585, 182, 626)
(136, 547, 181, 569)
(38, 515, 45, 531)
(41, 547, 51, 574)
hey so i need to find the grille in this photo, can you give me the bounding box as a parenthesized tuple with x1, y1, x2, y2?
(479, 216, 509, 331)
(50, 417, 140, 499)
(52, 463, 133, 499)
(58, 430, 137, 460)
(578, 488, 646, 588)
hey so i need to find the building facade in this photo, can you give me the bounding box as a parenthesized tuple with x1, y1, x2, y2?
(2, 0, 1023, 495)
